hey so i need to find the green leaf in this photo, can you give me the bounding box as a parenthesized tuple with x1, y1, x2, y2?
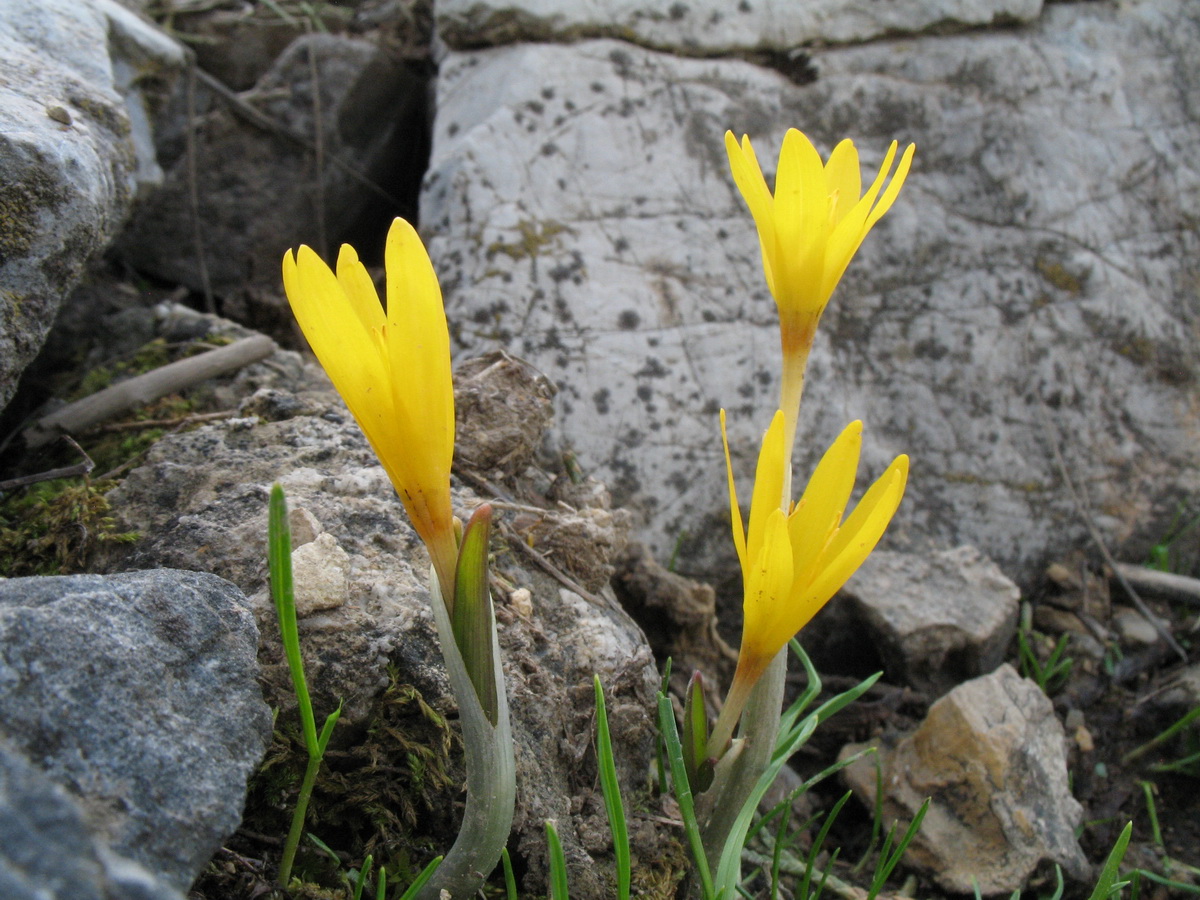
(658, 692, 715, 898)
(1087, 822, 1133, 900)
(594, 677, 631, 900)
(546, 820, 570, 900)
(451, 504, 499, 725)
(269, 484, 318, 753)
(683, 671, 714, 794)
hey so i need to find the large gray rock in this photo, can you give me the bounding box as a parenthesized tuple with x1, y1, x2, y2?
(0, 739, 183, 900)
(842, 664, 1088, 894)
(421, 0, 1200, 587)
(99, 355, 665, 899)
(0, 0, 184, 413)
(436, 0, 1043, 51)
(836, 546, 1020, 695)
(0, 570, 270, 894)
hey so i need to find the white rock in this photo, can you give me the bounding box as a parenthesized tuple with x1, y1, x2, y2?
(290, 532, 351, 616)
(422, 1, 1200, 584)
(0, 0, 184, 412)
(436, 0, 1044, 51)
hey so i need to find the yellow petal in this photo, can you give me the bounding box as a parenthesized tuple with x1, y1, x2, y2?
(335, 243, 385, 334)
(745, 411, 787, 569)
(802, 454, 909, 608)
(725, 131, 778, 296)
(283, 246, 391, 428)
(739, 506, 795, 666)
(864, 143, 916, 230)
(824, 139, 862, 227)
(720, 408, 748, 572)
(787, 421, 862, 585)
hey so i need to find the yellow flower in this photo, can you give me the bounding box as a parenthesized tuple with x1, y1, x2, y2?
(708, 409, 908, 755)
(282, 217, 458, 595)
(725, 130, 914, 469)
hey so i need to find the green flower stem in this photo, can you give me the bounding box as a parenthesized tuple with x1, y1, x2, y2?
(416, 567, 515, 900)
(697, 648, 786, 883)
(279, 752, 322, 883)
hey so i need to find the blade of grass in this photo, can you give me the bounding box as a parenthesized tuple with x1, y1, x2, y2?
(657, 692, 714, 898)
(594, 677, 631, 900)
(1087, 821, 1132, 900)
(546, 820, 570, 900)
(398, 857, 443, 900)
(500, 848, 518, 900)
(867, 798, 929, 900)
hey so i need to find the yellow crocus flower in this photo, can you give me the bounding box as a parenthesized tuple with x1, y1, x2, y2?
(725, 129, 915, 474)
(282, 217, 458, 597)
(707, 410, 908, 756)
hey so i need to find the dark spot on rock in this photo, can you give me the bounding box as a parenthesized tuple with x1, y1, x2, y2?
(914, 338, 949, 361)
(527, 101, 544, 114)
(590, 82, 605, 92)
(702, 310, 716, 322)
(738, 382, 754, 398)
(614, 237, 629, 252)
(637, 357, 668, 378)
(447, 122, 459, 137)
(716, 228, 728, 239)
(669, 2, 688, 20)
(738, 0, 751, 10)
(593, 388, 611, 414)
(541, 87, 555, 100)
(636, 385, 652, 402)
(541, 143, 558, 156)
(618, 310, 640, 330)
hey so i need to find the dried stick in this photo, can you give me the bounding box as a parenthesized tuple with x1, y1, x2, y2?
(26, 335, 276, 448)
(1113, 563, 1200, 609)
(0, 436, 94, 492)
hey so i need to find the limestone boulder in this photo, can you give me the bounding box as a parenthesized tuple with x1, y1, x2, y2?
(436, 0, 1044, 51)
(0, 570, 269, 895)
(421, 0, 1200, 587)
(0, 0, 184, 412)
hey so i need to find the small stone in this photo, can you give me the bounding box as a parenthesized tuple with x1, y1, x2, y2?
(288, 506, 322, 547)
(509, 587, 533, 618)
(842, 664, 1087, 894)
(832, 546, 1019, 695)
(290, 532, 351, 615)
(1112, 606, 1163, 646)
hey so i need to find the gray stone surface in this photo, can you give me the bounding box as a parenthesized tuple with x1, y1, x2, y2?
(98, 354, 664, 899)
(838, 546, 1020, 695)
(0, 739, 183, 900)
(421, 0, 1200, 587)
(436, 0, 1043, 51)
(0, 570, 270, 894)
(842, 664, 1087, 894)
(0, 0, 184, 413)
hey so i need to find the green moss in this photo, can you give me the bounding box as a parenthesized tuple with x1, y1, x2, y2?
(1035, 257, 1086, 295)
(207, 670, 460, 897)
(0, 160, 68, 260)
(486, 220, 570, 262)
(0, 480, 138, 577)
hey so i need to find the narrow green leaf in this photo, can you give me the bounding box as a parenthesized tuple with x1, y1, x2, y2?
(800, 792, 851, 900)
(451, 504, 499, 725)
(657, 692, 714, 898)
(269, 484, 318, 753)
(376, 865, 387, 900)
(1087, 822, 1133, 900)
(501, 848, 518, 900)
(351, 855, 373, 900)
(398, 857, 442, 900)
(594, 677, 631, 900)
(868, 798, 929, 900)
(683, 671, 714, 793)
(545, 820, 570, 900)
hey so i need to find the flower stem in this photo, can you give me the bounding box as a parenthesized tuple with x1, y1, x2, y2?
(416, 569, 515, 900)
(278, 751, 323, 886)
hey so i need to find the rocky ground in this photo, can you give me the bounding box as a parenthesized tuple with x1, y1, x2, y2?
(1, 0, 1199, 898)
